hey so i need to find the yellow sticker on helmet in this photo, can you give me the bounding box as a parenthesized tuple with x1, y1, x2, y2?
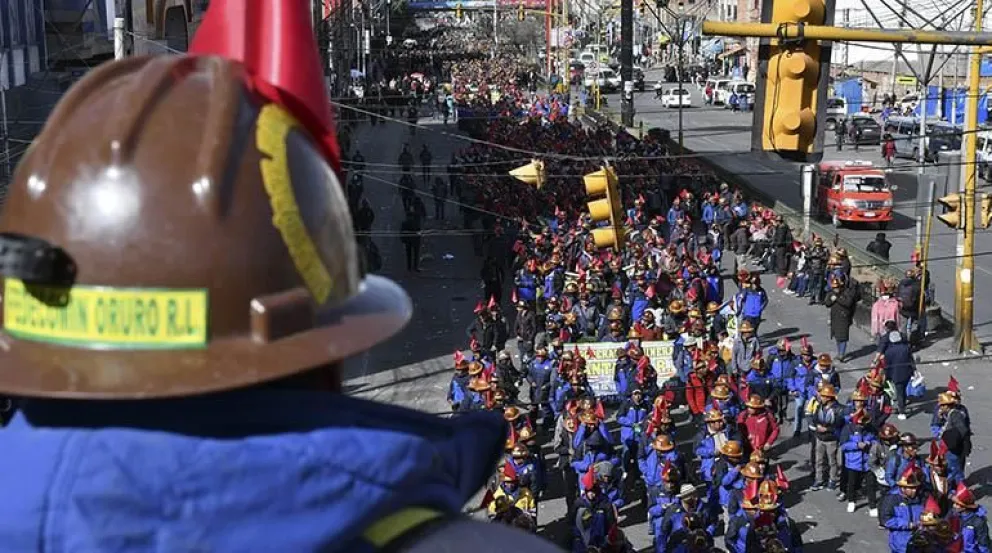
(256, 104, 333, 304)
(1, 278, 208, 349)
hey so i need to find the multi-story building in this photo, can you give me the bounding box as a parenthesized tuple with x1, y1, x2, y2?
(2, 0, 46, 91)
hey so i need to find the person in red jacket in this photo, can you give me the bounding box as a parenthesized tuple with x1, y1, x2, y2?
(685, 358, 716, 424)
(737, 393, 781, 456)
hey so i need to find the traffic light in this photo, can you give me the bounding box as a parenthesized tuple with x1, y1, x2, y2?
(639, 0, 646, 16)
(583, 166, 625, 249)
(755, 0, 833, 160)
(936, 193, 962, 228)
(456, 1, 462, 19)
(509, 159, 546, 189)
(518, 2, 525, 21)
(981, 192, 992, 228)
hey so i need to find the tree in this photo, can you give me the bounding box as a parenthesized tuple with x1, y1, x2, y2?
(499, 19, 544, 56)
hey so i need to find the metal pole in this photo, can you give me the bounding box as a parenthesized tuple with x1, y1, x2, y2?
(891, 2, 906, 98)
(801, 164, 815, 235)
(620, 0, 634, 126)
(493, 0, 498, 58)
(114, 17, 126, 60)
(0, 52, 11, 181)
(918, 80, 928, 174)
(956, 0, 982, 353)
(547, 0, 554, 82)
(677, 16, 684, 148)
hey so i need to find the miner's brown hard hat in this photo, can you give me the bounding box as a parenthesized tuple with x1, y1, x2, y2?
(0, 56, 410, 398)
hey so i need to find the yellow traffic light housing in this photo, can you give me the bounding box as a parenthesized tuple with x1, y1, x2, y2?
(518, 2, 525, 21)
(980, 192, 992, 229)
(583, 166, 625, 249)
(456, 1, 463, 19)
(937, 193, 963, 228)
(509, 159, 546, 189)
(753, 0, 834, 161)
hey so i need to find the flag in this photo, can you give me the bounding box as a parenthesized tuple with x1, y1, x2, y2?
(948, 376, 960, 393)
(190, 0, 342, 172)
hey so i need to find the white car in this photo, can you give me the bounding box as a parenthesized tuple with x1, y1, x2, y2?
(583, 68, 620, 92)
(661, 88, 692, 108)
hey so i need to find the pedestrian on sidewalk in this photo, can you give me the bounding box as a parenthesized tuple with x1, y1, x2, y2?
(882, 328, 915, 419)
(870, 281, 901, 348)
(824, 276, 858, 362)
(401, 210, 423, 272)
(835, 118, 846, 151)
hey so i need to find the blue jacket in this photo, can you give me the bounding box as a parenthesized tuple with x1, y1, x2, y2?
(803, 368, 841, 402)
(617, 401, 650, 443)
(959, 506, 991, 553)
(0, 391, 503, 552)
(735, 289, 768, 319)
(882, 493, 926, 553)
(702, 204, 716, 225)
(448, 373, 471, 407)
(640, 449, 686, 489)
(885, 450, 923, 488)
(528, 358, 554, 389)
(840, 424, 878, 471)
(515, 271, 538, 302)
(786, 361, 811, 395)
(693, 426, 742, 483)
(614, 358, 637, 397)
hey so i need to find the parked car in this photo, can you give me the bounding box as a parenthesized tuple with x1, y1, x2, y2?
(660, 87, 692, 108)
(847, 115, 882, 145)
(583, 68, 620, 92)
(825, 97, 846, 130)
(719, 81, 755, 108)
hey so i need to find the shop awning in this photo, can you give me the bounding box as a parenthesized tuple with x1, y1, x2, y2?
(718, 44, 745, 59)
(701, 38, 724, 55)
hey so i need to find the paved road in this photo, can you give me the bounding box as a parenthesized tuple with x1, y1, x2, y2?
(606, 80, 992, 346)
(339, 116, 990, 552)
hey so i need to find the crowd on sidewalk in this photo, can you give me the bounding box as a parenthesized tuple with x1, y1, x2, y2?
(430, 69, 985, 553)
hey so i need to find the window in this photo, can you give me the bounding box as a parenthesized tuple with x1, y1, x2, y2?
(843, 175, 886, 192)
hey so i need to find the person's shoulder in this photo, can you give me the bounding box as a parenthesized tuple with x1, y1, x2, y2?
(402, 519, 563, 553)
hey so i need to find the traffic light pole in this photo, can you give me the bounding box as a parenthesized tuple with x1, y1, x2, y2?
(620, 0, 634, 127)
(957, 0, 982, 353)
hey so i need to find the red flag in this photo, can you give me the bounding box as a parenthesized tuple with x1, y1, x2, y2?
(478, 487, 495, 509)
(453, 350, 465, 364)
(511, 288, 518, 303)
(586, 347, 597, 359)
(948, 376, 960, 393)
(594, 401, 606, 420)
(775, 465, 790, 490)
(744, 478, 760, 501)
(488, 295, 497, 310)
(473, 300, 484, 314)
(190, 0, 341, 172)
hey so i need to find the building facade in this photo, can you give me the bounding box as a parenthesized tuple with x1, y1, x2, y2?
(1, 0, 46, 91)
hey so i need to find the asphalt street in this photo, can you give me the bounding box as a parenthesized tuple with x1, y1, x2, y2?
(340, 115, 990, 552)
(607, 79, 992, 346)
